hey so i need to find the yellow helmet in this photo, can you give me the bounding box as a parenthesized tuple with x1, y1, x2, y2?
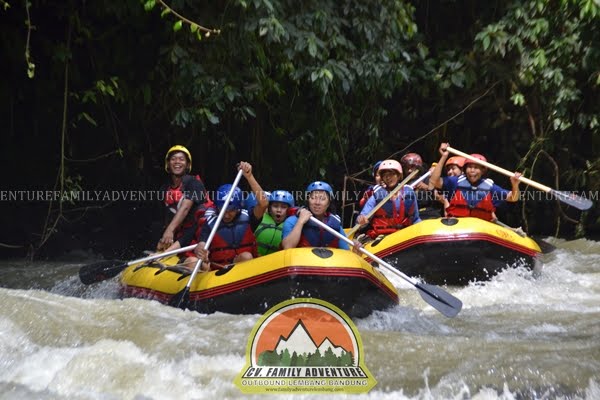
(164, 145, 192, 173)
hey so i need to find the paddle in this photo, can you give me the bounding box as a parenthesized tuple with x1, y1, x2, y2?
(79, 243, 199, 285)
(447, 146, 593, 211)
(169, 169, 244, 309)
(309, 216, 463, 318)
(347, 169, 420, 237)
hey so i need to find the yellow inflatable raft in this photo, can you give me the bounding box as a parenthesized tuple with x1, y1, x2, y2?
(120, 247, 399, 318)
(352, 217, 542, 284)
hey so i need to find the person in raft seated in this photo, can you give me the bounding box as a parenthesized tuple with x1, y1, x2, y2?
(237, 160, 295, 256)
(400, 152, 446, 220)
(434, 155, 465, 216)
(252, 190, 295, 256)
(165, 163, 262, 270)
(156, 145, 212, 251)
(429, 142, 522, 222)
(445, 156, 465, 177)
(281, 181, 361, 252)
(359, 160, 383, 208)
(355, 159, 421, 239)
(189, 182, 258, 271)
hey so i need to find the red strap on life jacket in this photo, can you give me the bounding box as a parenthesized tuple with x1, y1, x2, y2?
(446, 191, 495, 221)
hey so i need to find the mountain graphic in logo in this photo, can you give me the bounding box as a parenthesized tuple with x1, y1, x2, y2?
(259, 319, 353, 366)
(273, 320, 350, 358)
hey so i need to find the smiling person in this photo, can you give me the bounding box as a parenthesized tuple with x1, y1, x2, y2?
(157, 145, 210, 251)
(356, 159, 420, 239)
(281, 181, 354, 250)
(429, 143, 522, 222)
(445, 156, 465, 177)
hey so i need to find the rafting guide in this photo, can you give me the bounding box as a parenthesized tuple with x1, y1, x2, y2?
(234, 298, 376, 394)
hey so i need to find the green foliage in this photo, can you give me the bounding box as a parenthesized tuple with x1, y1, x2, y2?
(474, 0, 600, 138)
(2, 0, 599, 242)
(149, 0, 423, 183)
(470, 0, 600, 234)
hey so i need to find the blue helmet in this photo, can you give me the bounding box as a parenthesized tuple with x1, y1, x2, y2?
(244, 192, 258, 210)
(269, 190, 294, 207)
(215, 184, 243, 211)
(372, 160, 382, 177)
(306, 181, 334, 199)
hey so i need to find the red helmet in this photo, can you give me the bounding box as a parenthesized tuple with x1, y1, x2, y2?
(445, 156, 465, 168)
(378, 159, 403, 177)
(465, 153, 487, 169)
(400, 153, 423, 170)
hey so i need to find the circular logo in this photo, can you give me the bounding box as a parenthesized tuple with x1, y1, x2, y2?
(235, 298, 376, 394)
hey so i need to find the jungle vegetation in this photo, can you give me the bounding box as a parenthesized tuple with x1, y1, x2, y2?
(1, 0, 598, 257)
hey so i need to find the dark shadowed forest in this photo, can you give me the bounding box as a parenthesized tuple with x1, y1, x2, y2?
(1, 0, 598, 259)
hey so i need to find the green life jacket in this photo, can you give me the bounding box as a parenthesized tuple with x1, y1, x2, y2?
(254, 212, 284, 256)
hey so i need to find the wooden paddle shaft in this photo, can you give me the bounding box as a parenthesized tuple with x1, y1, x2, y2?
(447, 146, 552, 193)
(310, 216, 417, 286)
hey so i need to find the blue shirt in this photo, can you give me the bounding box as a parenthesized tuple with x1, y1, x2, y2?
(282, 216, 350, 250)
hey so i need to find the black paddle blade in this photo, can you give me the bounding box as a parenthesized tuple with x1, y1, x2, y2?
(169, 288, 190, 309)
(415, 282, 463, 318)
(551, 190, 593, 211)
(79, 260, 127, 285)
(533, 237, 557, 254)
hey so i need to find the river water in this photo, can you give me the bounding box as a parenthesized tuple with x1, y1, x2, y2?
(0, 238, 599, 400)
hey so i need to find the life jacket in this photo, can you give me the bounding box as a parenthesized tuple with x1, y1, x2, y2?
(298, 213, 342, 248)
(446, 176, 496, 221)
(164, 174, 213, 238)
(414, 189, 443, 220)
(182, 207, 215, 259)
(206, 210, 257, 267)
(359, 184, 380, 208)
(254, 212, 285, 256)
(368, 186, 413, 238)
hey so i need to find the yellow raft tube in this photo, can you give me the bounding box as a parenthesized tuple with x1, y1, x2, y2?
(120, 247, 399, 318)
(350, 217, 543, 285)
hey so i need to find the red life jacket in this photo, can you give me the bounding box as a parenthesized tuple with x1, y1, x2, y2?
(206, 210, 257, 267)
(367, 187, 412, 238)
(446, 177, 496, 221)
(164, 184, 184, 212)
